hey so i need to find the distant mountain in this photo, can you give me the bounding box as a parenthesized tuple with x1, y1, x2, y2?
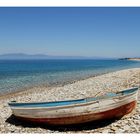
(0, 53, 93, 60)
(0, 53, 114, 60)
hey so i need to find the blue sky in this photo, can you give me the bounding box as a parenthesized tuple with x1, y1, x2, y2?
(0, 7, 140, 58)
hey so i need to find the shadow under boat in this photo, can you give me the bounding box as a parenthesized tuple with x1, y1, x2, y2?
(6, 114, 122, 132)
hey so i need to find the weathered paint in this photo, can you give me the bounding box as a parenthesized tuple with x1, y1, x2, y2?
(9, 87, 138, 125)
(15, 101, 136, 125)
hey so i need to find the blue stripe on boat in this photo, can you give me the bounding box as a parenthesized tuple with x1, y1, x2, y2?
(121, 87, 138, 94)
(8, 87, 138, 108)
(8, 98, 87, 108)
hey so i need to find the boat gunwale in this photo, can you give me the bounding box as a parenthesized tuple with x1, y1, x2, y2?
(8, 87, 138, 110)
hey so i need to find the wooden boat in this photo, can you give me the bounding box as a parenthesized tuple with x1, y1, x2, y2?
(8, 87, 138, 125)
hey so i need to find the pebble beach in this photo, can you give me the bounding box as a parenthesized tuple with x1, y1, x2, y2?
(0, 68, 140, 133)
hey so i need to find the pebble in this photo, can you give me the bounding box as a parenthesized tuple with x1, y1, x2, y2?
(123, 125, 130, 130)
(111, 126, 119, 131)
(102, 130, 109, 133)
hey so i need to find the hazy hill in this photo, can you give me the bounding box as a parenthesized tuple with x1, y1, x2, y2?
(0, 53, 116, 60)
(0, 53, 104, 60)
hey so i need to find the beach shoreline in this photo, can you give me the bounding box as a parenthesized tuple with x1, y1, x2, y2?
(0, 71, 109, 100)
(120, 58, 140, 61)
(128, 59, 140, 61)
(0, 68, 140, 133)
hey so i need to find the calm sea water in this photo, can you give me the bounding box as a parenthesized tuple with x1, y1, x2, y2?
(0, 59, 140, 95)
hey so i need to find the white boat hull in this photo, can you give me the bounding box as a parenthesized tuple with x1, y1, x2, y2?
(9, 87, 138, 125)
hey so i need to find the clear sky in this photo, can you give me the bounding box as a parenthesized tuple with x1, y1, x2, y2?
(0, 7, 140, 58)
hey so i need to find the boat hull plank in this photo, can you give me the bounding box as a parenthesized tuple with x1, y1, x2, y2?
(14, 101, 136, 125)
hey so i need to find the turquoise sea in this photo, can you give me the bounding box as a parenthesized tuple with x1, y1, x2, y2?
(0, 59, 140, 95)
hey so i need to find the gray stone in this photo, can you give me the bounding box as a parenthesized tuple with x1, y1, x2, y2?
(123, 125, 130, 130)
